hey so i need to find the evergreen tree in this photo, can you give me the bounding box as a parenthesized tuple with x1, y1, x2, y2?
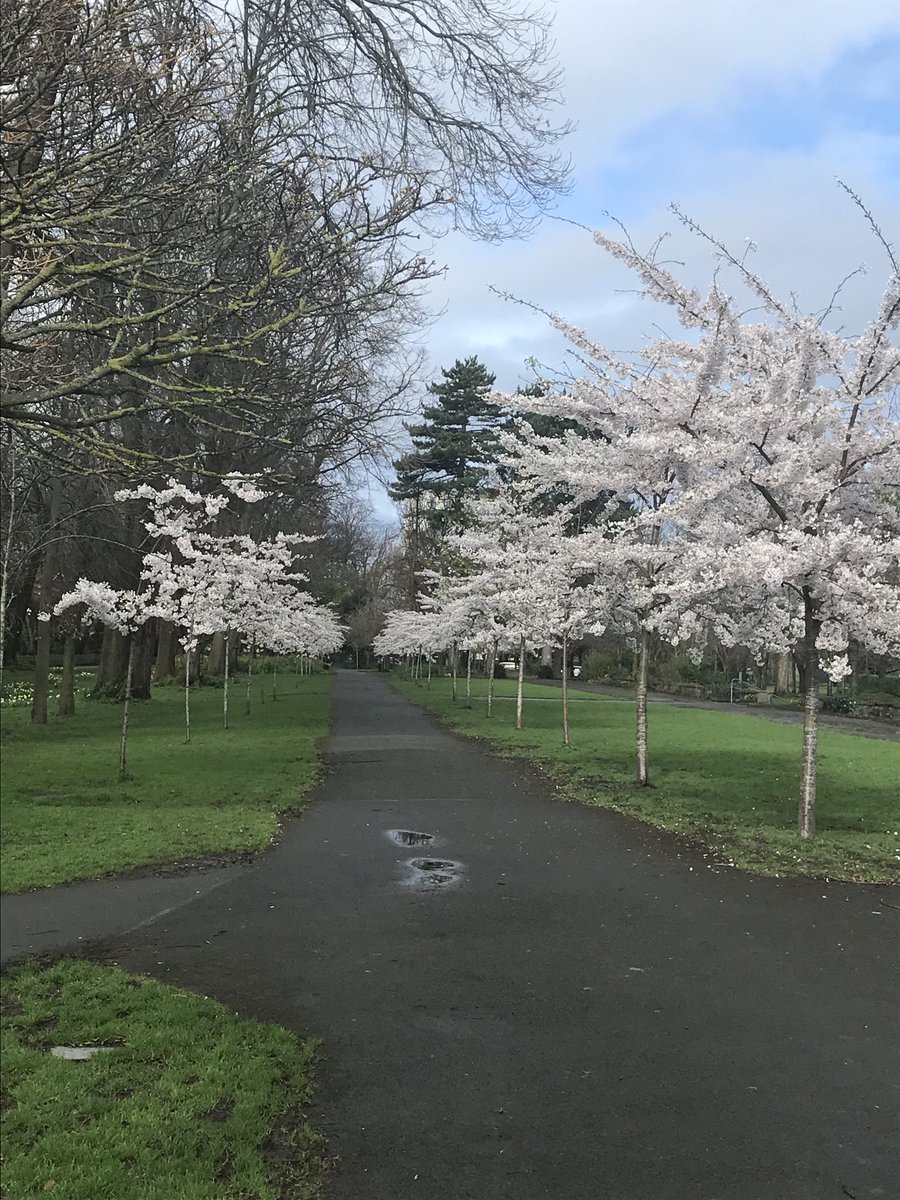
(391, 357, 504, 530)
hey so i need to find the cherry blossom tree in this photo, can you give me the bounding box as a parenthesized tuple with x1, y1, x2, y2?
(492, 204, 900, 835)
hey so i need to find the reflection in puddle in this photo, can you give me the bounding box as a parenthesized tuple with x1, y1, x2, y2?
(386, 829, 435, 847)
(403, 856, 463, 890)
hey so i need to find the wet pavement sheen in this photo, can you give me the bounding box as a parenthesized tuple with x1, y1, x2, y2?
(96, 670, 898, 1199)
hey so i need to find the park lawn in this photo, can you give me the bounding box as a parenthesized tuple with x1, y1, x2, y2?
(393, 676, 900, 884)
(0, 671, 332, 892)
(1, 960, 325, 1200)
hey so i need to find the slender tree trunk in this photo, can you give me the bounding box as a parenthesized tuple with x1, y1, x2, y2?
(184, 645, 192, 743)
(0, 463, 17, 695)
(465, 648, 472, 706)
(31, 476, 62, 725)
(223, 633, 230, 729)
(798, 593, 821, 839)
(57, 634, 76, 717)
(562, 630, 570, 746)
(451, 640, 458, 702)
(515, 634, 526, 730)
(245, 638, 255, 715)
(154, 620, 177, 683)
(487, 637, 497, 718)
(427, 657, 432, 688)
(636, 626, 650, 787)
(119, 636, 136, 778)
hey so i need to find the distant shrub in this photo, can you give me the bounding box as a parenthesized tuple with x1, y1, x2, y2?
(534, 663, 556, 679)
(580, 650, 630, 683)
(821, 692, 856, 715)
(857, 674, 900, 698)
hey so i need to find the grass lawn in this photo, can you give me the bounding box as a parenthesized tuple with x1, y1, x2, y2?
(393, 675, 900, 884)
(1, 960, 325, 1200)
(1, 670, 332, 892)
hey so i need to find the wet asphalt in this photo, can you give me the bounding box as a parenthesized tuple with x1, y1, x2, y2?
(43, 671, 900, 1198)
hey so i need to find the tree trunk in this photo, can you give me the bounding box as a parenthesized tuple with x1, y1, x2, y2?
(515, 634, 525, 730)
(31, 603, 51, 724)
(154, 620, 177, 683)
(245, 638, 255, 715)
(207, 630, 226, 676)
(223, 632, 230, 729)
(57, 634, 77, 717)
(465, 648, 472, 707)
(798, 593, 821, 839)
(184, 645, 192, 743)
(636, 625, 650, 787)
(487, 637, 497, 718)
(562, 630, 570, 746)
(31, 476, 62, 725)
(427, 657, 432, 688)
(119, 637, 136, 778)
(131, 619, 155, 700)
(451, 640, 458, 702)
(93, 627, 130, 699)
(0, 469, 17, 696)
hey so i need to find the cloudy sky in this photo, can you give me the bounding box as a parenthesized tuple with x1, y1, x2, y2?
(368, 0, 900, 518)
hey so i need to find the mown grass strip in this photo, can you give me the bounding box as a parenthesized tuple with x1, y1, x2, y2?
(1, 960, 325, 1200)
(393, 675, 900, 883)
(1, 672, 332, 892)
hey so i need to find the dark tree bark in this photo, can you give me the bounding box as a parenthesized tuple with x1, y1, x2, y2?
(154, 620, 177, 682)
(92, 627, 130, 699)
(31, 475, 62, 725)
(206, 630, 226, 676)
(131, 620, 156, 700)
(56, 634, 76, 716)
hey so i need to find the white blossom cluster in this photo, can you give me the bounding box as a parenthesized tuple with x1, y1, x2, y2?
(56, 476, 344, 658)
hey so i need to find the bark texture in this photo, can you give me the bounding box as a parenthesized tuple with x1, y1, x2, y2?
(798, 593, 821, 839)
(154, 620, 177, 683)
(636, 626, 650, 787)
(515, 634, 525, 731)
(57, 634, 77, 716)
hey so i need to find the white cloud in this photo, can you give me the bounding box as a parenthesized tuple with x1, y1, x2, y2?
(550, 0, 900, 160)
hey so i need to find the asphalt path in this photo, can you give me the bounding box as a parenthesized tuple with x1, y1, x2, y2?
(7, 670, 899, 1199)
(532, 677, 900, 741)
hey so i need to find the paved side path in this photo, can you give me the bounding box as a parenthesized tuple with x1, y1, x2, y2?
(1, 865, 248, 963)
(5, 671, 898, 1199)
(535, 677, 900, 741)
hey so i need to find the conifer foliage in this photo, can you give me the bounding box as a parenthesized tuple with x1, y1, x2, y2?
(391, 358, 505, 532)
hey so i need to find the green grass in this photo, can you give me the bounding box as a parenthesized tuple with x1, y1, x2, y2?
(1, 960, 325, 1200)
(394, 676, 900, 884)
(0, 671, 332, 892)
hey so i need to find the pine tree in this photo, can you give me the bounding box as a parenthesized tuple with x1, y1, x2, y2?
(391, 357, 504, 602)
(391, 358, 503, 523)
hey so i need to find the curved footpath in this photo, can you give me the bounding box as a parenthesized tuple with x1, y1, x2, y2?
(532, 677, 900, 741)
(3, 670, 898, 1199)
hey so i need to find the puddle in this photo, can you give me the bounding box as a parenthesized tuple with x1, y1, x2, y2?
(411, 858, 454, 872)
(403, 856, 463, 890)
(386, 829, 435, 847)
